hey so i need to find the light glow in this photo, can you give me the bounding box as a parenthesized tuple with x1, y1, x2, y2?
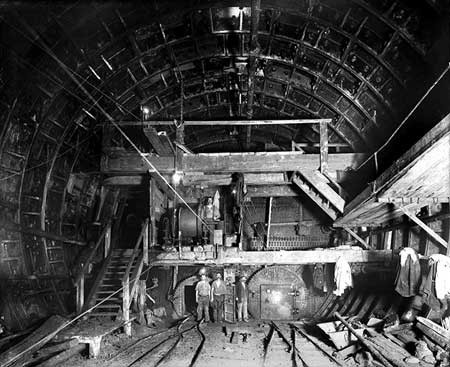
(172, 171, 182, 185)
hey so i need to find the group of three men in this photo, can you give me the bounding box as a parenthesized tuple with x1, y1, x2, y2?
(195, 272, 249, 323)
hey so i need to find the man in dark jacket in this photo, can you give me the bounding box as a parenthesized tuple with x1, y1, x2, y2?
(211, 273, 227, 323)
(235, 275, 249, 322)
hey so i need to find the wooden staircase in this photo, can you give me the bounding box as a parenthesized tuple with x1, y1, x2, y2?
(87, 249, 140, 318)
(292, 170, 346, 220)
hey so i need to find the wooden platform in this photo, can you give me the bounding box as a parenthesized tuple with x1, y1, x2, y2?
(335, 113, 450, 228)
(55, 319, 128, 358)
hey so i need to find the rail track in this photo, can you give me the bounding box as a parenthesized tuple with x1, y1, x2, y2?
(108, 316, 206, 367)
(265, 322, 344, 367)
(109, 318, 343, 367)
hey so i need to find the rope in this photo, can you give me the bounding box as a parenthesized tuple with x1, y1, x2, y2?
(355, 62, 450, 172)
(4, 265, 152, 367)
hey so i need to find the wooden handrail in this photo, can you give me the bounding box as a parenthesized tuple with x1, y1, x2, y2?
(128, 252, 145, 307)
(75, 221, 110, 284)
(122, 219, 149, 336)
(122, 219, 149, 285)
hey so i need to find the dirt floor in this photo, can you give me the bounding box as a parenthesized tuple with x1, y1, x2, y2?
(61, 320, 285, 367)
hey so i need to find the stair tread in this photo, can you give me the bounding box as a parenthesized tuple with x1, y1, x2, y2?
(89, 313, 120, 317)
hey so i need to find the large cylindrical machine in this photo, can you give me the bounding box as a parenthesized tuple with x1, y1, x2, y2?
(178, 206, 202, 245)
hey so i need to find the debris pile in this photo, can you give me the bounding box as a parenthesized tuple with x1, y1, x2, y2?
(317, 311, 450, 367)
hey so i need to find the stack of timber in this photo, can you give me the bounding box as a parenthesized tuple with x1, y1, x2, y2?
(0, 315, 129, 366)
(326, 311, 450, 367)
(0, 315, 75, 367)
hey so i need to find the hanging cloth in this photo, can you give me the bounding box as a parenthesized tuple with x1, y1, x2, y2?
(394, 247, 421, 297)
(213, 190, 221, 220)
(431, 254, 450, 300)
(333, 257, 353, 296)
(313, 264, 324, 291)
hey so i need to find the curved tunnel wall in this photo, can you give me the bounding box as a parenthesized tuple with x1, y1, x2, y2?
(0, 1, 448, 321)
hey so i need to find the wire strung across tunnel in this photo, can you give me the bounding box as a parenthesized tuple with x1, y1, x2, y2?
(2, 12, 214, 234)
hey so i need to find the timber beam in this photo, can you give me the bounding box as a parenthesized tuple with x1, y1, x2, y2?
(101, 151, 364, 175)
(152, 248, 396, 265)
(399, 206, 448, 248)
(344, 228, 370, 249)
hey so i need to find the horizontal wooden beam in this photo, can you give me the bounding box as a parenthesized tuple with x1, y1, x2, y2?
(105, 119, 333, 127)
(378, 197, 449, 204)
(182, 172, 286, 186)
(103, 176, 144, 186)
(246, 185, 299, 197)
(153, 248, 396, 265)
(101, 151, 364, 174)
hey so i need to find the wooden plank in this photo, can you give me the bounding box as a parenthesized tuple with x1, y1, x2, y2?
(103, 176, 144, 186)
(344, 228, 369, 249)
(123, 279, 131, 336)
(301, 170, 345, 212)
(336, 114, 450, 228)
(319, 121, 328, 173)
(246, 185, 299, 197)
(143, 126, 174, 156)
(416, 318, 450, 347)
(375, 115, 450, 195)
(378, 135, 450, 203)
(36, 344, 84, 367)
(292, 175, 337, 220)
(0, 315, 67, 367)
(266, 197, 273, 249)
(149, 177, 157, 247)
(108, 118, 333, 126)
(101, 151, 364, 174)
(153, 249, 396, 265)
(182, 172, 286, 186)
(399, 206, 447, 248)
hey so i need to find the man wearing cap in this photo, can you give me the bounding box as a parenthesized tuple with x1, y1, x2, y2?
(236, 275, 249, 322)
(195, 273, 211, 322)
(211, 273, 227, 323)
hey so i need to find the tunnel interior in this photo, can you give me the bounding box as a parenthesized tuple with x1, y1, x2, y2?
(0, 0, 450, 365)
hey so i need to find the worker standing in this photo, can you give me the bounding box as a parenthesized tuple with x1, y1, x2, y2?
(211, 273, 227, 323)
(236, 275, 249, 322)
(195, 273, 211, 323)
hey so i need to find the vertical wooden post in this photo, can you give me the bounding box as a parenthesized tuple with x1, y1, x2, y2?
(138, 280, 146, 325)
(266, 197, 273, 249)
(172, 265, 178, 291)
(123, 278, 131, 336)
(104, 222, 111, 258)
(319, 121, 328, 174)
(95, 186, 108, 222)
(444, 204, 450, 256)
(143, 220, 149, 266)
(149, 177, 156, 247)
(76, 274, 84, 314)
